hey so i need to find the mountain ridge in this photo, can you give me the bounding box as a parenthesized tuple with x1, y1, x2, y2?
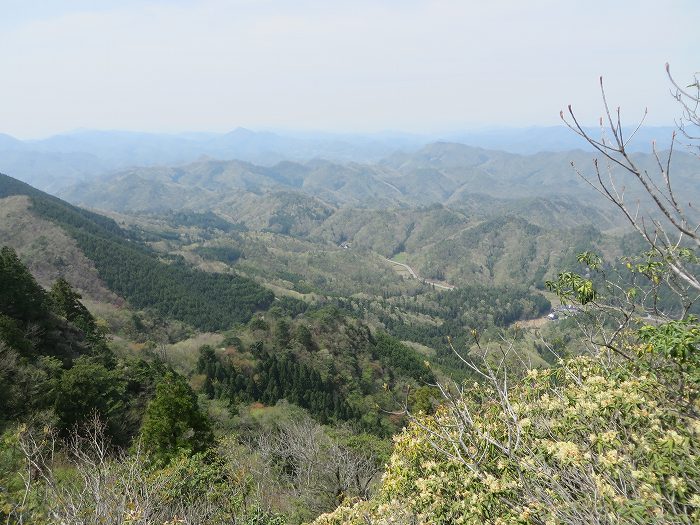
(57, 141, 700, 219)
(0, 126, 678, 192)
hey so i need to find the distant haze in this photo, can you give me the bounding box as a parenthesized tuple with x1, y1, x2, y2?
(0, 126, 681, 194)
(1, 0, 697, 138)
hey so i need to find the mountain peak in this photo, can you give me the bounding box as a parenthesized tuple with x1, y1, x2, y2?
(226, 127, 256, 137)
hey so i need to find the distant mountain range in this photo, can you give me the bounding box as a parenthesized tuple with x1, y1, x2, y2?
(0, 126, 678, 192)
(57, 142, 700, 222)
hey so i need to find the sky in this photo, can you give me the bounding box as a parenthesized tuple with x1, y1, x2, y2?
(0, 0, 697, 139)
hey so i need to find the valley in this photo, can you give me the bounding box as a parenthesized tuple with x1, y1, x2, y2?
(2, 127, 699, 523)
(2, 3, 699, 523)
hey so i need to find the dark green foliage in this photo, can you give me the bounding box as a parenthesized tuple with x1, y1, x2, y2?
(0, 173, 275, 331)
(0, 246, 91, 361)
(71, 233, 273, 330)
(309, 305, 344, 327)
(408, 385, 441, 414)
(197, 345, 218, 375)
(0, 246, 164, 444)
(195, 245, 244, 264)
(139, 372, 214, 463)
(436, 285, 551, 328)
(293, 324, 313, 350)
(54, 357, 126, 435)
(8, 352, 158, 446)
(117, 358, 169, 442)
(276, 296, 309, 318)
(222, 332, 243, 348)
(196, 304, 460, 434)
(0, 315, 31, 355)
(49, 278, 109, 353)
(371, 332, 434, 383)
(248, 317, 270, 332)
(197, 345, 356, 425)
(0, 246, 48, 323)
(50, 278, 92, 328)
(275, 319, 291, 348)
(254, 354, 355, 424)
(0, 352, 62, 423)
(372, 285, 550, 370)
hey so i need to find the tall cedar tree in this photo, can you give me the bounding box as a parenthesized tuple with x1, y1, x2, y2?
(139, 372, 214, 463)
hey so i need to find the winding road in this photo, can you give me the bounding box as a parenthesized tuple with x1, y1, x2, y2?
(386, 258, 456, 290)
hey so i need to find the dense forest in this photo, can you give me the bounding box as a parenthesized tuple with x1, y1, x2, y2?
(375, 284, 551, 347)
(0, 173, 274, 330)
(197, 345, 358, 424)
(2, 164, 699, 524)
(0, 246, 169, 444)
(0, 247, 429, 522)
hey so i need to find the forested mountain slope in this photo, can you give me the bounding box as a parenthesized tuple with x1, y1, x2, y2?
(0, 245, 167, 443)
(0, 194, 118, 302)
(0, 243, 467, 523)
(0, 173, 273, 330)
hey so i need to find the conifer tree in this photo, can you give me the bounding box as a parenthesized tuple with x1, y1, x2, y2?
(139, 372, 213, 463)
(0, 246, 47, 321)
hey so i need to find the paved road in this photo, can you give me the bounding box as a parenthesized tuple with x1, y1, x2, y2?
(387, 258, 456, 290)
(387, 258, 418, 278)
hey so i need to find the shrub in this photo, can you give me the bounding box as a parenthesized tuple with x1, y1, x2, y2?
(315, 349, 700, 524)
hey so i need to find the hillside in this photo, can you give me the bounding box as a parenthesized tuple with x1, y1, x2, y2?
(3, 135, 694, 525)
(53, 142, 654, 297)
(4, 158, 694, 524)
(0, 172, 274, 330)
(4, 2, 699, 523)
(0, 194, 118, 303)
(0, 129, 423, 192)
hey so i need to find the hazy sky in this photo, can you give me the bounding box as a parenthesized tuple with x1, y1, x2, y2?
(1, 0, 697, 138)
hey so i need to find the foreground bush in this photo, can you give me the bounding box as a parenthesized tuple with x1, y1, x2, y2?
(314, 348, 700, 524)
(0, 415, 285, 525)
